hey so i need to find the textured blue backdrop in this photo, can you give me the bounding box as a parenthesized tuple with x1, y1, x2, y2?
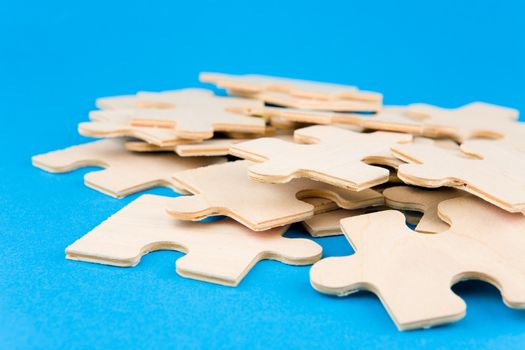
(1, 0, 525, 348)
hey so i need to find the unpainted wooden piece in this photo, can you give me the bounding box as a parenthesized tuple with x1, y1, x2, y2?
(230, 125, 412, 191)
(32, 139, 224, 198)
(406, 102, 523, 150)
(257, 91, 381, 113)
(66, 194, 322, 286)
(392, 139, 525, 213)
(228, 105, 366, 128)
(383, 186, 468, 233)
(302, 208, 373, 237)
(79, 120, 195, 147)
(310, 196, 525, 330)
(347, 102, 524, 150)
(125, 139, 241, 157)
(91, 89, 266, 140)
(200, 72, 381, 102)
(166, 160, 384, 231)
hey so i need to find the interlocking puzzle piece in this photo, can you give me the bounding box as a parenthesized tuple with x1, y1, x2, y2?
(383, 186, 468, 233)
(125, 139, 241, 156)
(348, 102, 524, 149)
(66, 194, 322, 286)
(392, 139, 525, 213)
(79, 120, 193, 147)
(230, 125, 412, 191)
(32, 139, 225, 198)
(125, 135, 294, 157)
(310, 196, 525, 330)
(91, 89, 266, 140)
(344, 106, 447, 136)
(256, 91, 381, 112)
(166, 160, 384, 231)
(406, 102, 523, 149)
(302, 208, 370, 237)
(228, 105, 366, 127)
(200, 72, 381, 102)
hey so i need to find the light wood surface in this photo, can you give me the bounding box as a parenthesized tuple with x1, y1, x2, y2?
(166, 160, 384, 231)
(91, 89, 266, 140)
(392, 139, 525, 214)
(310, 196, 525, 330)
(66, 194, 322, 287)
(230, 125, 412, 191)
(383, 186, 467, 233)
(32, 139, 225, 198)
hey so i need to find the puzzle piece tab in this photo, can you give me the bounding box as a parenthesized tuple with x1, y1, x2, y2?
(92, 89, 266, 140)
(392, 139, 525, 213)
(230, 125, 412, 191)
(310, 196, 525, 330)
(66, 194, 322, 286)
(32, 139, 224, 198)
(383, 186, 468, 233)
(166, 160, 384, 231)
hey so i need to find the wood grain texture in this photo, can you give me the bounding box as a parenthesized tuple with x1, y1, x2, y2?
(166, 160, 384, 231)
(66, 194, 322, 287)
(91, 89, 266, 140)
(310, 196, 525, 330)
(392, 139, 525, 214)
(230, 125, 412, 191)
(32, 139, 225, 198)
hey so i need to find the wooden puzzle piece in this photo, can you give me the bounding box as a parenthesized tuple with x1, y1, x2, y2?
(344, 106, 448, 137)
(302, 208, 371, 237)
(66, 194, 322, 286)
(228, 105, 365, 127)
(256, 91, 381, 113)
(200, 72, 381, 102)
(125, 139, 241, 156)
(96, 94, 137, 110)
(79, 120, 194, 147)
(32, 139, 224, 198)
(165, 160, 384, 231)
(383, 186, 468, 233)
(91, 89, 266, 140)
(392, 139, 525, 213)
(310, 196, 525, 330)
(347, 102, 524, 149)
(230, 125, 412, 191)
(406, 102, 524, 149)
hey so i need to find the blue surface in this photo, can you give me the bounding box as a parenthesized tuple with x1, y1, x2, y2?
(1, 0, 525, 348)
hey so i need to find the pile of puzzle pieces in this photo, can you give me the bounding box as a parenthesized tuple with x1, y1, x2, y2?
(32, 72, 525, 331)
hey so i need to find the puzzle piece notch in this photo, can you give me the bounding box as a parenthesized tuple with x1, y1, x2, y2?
(32, 139, 225, 198)
(392, 139, 525, 213)
(66, 194, 322, 286)
(383, 186, 468, 233)
(230, 125, 412, 191)
(165, 160, 384, 231)
(310, 196, 525, 330)
(92, 89, 267, 140)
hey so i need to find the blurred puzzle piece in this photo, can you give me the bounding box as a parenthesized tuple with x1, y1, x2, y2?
(92, 89, 266, 140)
(32, 139, 224, 198)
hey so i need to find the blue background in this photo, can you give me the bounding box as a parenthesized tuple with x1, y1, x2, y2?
(1, 0, 525, 348)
